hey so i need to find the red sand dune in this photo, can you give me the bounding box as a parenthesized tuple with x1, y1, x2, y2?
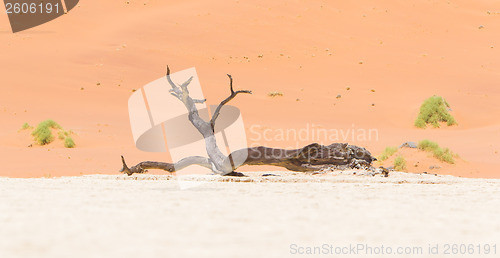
(1, 0, 499, 178)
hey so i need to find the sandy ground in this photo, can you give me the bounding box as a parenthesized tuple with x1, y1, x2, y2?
(1, 0, 500, 178)
(0, 172, 499, 258)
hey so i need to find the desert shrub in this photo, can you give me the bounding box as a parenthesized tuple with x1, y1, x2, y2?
(32, 127, 53, 145)
(418, 139, 455, 164)
(415, 95, 457, 128)
(394, 156, 407, 171)
(21, 122, 32, 130)
(58, 130, 74, 139)
(378, 146, 398, 161)
(35, 120, 61, 130)
(433, 147, 455, 164)
(32, 120, 61, 145)
(28, 120, 76, 147)
(268, 91, 283, 97)
(58, 131, 66, 140)
(418, 139, 439, 151)
(64, 136, 75, 148)
(414, 118, 426, 129)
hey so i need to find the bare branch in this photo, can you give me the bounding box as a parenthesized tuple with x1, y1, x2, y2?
(166, 65, 182, 95)
(179, 76, 194, 90)
(120, 155, 212, 176)
(210, 74, 252, 131)
(228, 74, 234, 94)
(166, 65, 176, 89)
(169, 90, 181, 100)
(193, 98, 207, 104)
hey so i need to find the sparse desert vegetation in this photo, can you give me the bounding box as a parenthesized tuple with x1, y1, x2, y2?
(418, 139, 456, 164)
(28, 120, 75, 148)
(21, 122, 33, 130)
(31, 120, 61, 145)
(377, 140, 458, 172)
(64, 136, 76, 148)
(378, 146, 398, 161)
(415, 95, 457, 128)
(267, 91, 283, 97)
(394, 156, 407, 171)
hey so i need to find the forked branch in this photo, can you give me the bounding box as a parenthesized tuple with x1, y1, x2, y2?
(210, 74, 252, 131)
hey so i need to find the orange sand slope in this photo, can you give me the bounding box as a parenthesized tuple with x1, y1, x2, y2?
(0, 0, 499, 178)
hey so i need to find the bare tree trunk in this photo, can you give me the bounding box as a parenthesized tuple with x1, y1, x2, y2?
(121, 143, 375, 176)
(120, 67, 376, 176)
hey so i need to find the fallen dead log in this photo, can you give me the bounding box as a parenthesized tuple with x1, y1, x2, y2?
(120, 143, 375, 176)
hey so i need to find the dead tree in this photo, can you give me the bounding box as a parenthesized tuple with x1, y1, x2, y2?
(120, 66, 376, 176)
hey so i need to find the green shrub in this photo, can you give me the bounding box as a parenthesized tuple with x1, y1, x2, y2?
(418, 139, 455, 164)
(415, 95, 457, 128)
(32, 127, 54, 145)
(378, 146, 398, 161)
(394, 156, 407, 171)
(433, 147, 455, 164)
(34, 120, 61, 130)
(414, 118, 426, 128)
(418, 139, 439, 151)
(64, 136, 75, 148)
(446, 119, 455, 126)
(21, 122, 32, 130)
(57, 130, 74, 139)
(32, 120, 61, 145)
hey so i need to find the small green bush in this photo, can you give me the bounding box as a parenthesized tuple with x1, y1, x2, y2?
(378, 146, 398, 161)
(394, 156, 407, 171)
(433, 147, 455, 164)
(21, 122, 32, 130)
(414, 118, 426, 128)
(418, 139, 440, 151)
(418, 139, 455, 164)
(415, 95, 457, 128)
(32, 120, 61, 145)
(31, 120, 76, 147)
(33, 127, 53, 145)
(64, 136, 75, 148)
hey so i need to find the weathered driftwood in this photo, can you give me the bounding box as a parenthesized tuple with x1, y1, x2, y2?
(120, 66, 376, 176)
(120, 143, 375, 176)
